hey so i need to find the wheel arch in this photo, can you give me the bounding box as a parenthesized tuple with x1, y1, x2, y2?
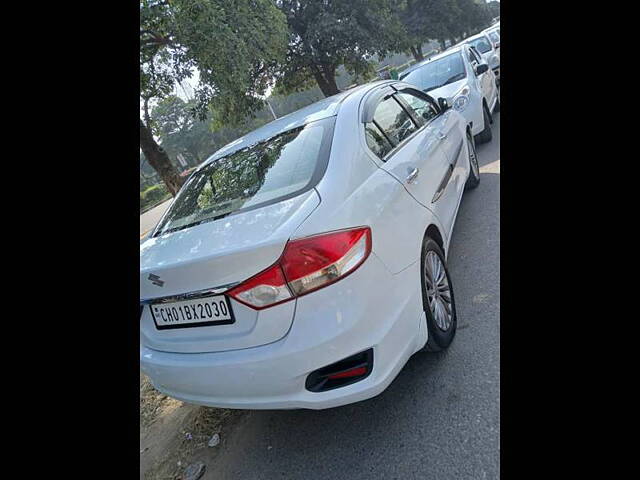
(482, 97, 493, 123)
(424, 223, 445, 256)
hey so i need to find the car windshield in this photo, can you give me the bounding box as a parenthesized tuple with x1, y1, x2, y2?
(401, 52, 466, 92)
(468, 36, 492, 54)
(153, 117, 334, 236)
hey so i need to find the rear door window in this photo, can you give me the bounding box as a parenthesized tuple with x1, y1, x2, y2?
(365, 123, 394, 158)
(396, 90, 439, 127)
(371, 96, 418, 147)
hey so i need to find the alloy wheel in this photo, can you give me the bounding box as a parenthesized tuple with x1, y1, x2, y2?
(424, 251, 453, 331)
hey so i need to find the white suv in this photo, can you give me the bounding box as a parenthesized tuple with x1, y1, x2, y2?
(400, 44, 499, 144)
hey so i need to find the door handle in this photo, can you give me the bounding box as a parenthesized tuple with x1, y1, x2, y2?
(406, 167, 419, 184)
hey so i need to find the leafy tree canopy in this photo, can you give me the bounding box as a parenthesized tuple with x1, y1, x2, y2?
(275, 0, 405, 97)
(151, 96, 215, 166)
(394, 0, 494, 60)
(140, 0, 289, 196)
(141, 0, 289, 121)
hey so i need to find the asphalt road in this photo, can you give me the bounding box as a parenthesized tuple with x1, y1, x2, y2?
(201, 114, 500, 480)
(140, 199, 172, 238)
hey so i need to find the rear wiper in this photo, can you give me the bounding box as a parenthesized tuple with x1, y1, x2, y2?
(158, 212, 233, 236)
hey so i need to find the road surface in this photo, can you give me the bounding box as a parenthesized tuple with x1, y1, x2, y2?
(140, 199, 172, 238)
(198, 114, 501, 479)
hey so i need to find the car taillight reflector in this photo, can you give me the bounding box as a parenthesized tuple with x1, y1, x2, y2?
(227, 263, 293, 309)
(282, 227, 371, 296)
(227, 227, 372, 310)
(327, 366, 367, 380)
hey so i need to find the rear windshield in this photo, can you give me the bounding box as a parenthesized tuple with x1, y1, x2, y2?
(153, 117, 335, 236)
(468, 36, 492, 54)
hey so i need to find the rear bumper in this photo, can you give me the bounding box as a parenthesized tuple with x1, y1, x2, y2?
(140, 254, 426, 409)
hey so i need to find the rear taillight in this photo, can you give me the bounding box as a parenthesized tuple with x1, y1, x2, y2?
(227, 227, 371, 310)
(227, 263, 293, 309)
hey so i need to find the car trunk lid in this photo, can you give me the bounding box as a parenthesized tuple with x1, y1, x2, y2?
(140, 189, 320, 353)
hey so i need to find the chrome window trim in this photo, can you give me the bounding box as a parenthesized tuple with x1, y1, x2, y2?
(360, 83, 442, 163)
(381, 92, 442, 163)
(140, 282, 240, 305)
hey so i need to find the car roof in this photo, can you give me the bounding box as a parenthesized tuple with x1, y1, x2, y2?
(461, 32, 491, 44)
(399, 46, 466, 79)
(200, 82, 392, 167)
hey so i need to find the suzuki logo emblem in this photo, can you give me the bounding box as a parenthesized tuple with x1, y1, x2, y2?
(148, 274, 164, 287)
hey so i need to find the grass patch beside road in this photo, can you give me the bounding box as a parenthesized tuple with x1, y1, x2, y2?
(141, 184, 172, 214)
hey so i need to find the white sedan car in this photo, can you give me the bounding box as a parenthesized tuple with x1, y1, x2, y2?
(400, 45, 499, 144)
(140, 80, 481, 410)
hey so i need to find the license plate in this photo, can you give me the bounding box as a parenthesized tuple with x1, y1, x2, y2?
(149, 295, 235, 330)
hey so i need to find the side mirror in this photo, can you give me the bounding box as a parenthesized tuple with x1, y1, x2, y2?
(438, 97, 451, 112)
(475, 64, 489, 75)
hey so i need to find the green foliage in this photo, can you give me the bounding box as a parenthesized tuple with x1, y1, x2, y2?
(275, 0, 405, 96)
(140, 183, 171, 212)
(395, 0, 455, 49)
(394, 0, 495, 57)
(140, 0, 289, 123)
(485, 1, 500, 20)
(451, 0, 493, 38)
(166, 126, 302, 226)
(151, 95, 213, 166)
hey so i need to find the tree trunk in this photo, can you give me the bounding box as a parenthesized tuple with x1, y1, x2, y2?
(140, 119, 184, 196)
(311, 64, 340, 97)
(410, 45, 424, 62)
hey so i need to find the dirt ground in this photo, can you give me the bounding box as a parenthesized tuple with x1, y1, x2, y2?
(140, 373, 244, 479)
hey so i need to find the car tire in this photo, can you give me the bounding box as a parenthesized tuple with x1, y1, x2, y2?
(474, 104, 493, 144)
(419, 237, 457, 352)
(464, 131, 480, 190)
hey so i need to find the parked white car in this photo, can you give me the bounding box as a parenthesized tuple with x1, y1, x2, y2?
(400, 44, 499, 144)
(483, 25, 500, 59)
(485, 23, 500, 37)
(140, 80, 481, 410)
(458, 32, 500, 85)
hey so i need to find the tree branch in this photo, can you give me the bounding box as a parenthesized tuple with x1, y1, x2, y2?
(143, 98, 152, 130)
(140, 30, 174, 48)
